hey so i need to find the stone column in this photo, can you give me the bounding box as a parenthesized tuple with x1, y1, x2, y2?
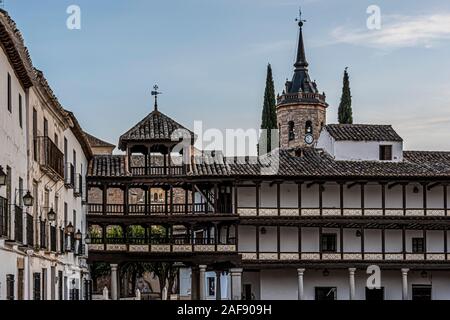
(230, 268, 243, 300)
(349, 268, 356, 300)
(110, 264, 118, 300)
(199, 265, 207, 300)
(401, 268, 409, 300)
(297, 268, 305, 300)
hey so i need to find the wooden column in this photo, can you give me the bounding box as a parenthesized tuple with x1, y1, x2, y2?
(298, 226, 302, 257)
(163, 153, 167, 175)
(297, 182, 302, 216)
(361, 226, 365, 256)
(340, 226, 344, 259)
(256, 226, 260, 260)
(277, 226, 281, 260)
(147, 146, 152, 175)
(444, 184, 448, 217)
(234, 183, 238, 215)
(165, 188, 169, 216)
(361, 183, 365, 216)
(402, 226, 406, 260)
(319, 183, 323, 217)
(340, 183, 344, 216)
(184, 188, 189, 214)
(319, 227, 323, 259)
(144, 187, 149, 216)
(123, 185, 129, 216)
(381, 183, 386, 216)
(402, 183, 407, 216)
(256, 183, 260, 216)
(444, 228, 448, 258)
(102, 184, 107, 216)
(382, 227, 386, 260)
(192, 185, 196, 214)
(277, 182, 281, 216)
(423, 228, 427, 259)
(214, 184, 219, 213)
(423, 183, 428, 216)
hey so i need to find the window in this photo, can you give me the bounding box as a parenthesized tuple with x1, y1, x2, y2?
(315, 287, 337, 301)
(288, 121, 295, 141)
(73, 210, 77, 230)
(412, 238, 425, 253)
(33, 273, 41, 300)
(379, 145, 393, 161)
(366, 287, 384, 301)
(73, 150, 77, 173)
(33, 108, 38, 161)
(321, 234, 337, 253)
(6, 274, 15, 300)
(19, 177, 23, 207)
(64, 203, 68, 227)
(305, 120, 313, 134)
(7, 73, 11, 112)
(54, 133, 59, 148)
(19, 94, 23, 128)
(207, 277, 215, 296)
(412, 285, 432, 301)
(44, 118, 48, 137)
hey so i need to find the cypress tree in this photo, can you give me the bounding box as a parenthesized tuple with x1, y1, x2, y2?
(338, 67, 353, 124)
(259, 64, 278, 154)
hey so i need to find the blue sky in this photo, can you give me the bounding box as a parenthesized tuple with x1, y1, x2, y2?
(5, 0, 450, 151)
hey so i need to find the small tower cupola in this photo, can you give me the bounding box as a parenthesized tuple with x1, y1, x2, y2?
(277, 10, 328, 149)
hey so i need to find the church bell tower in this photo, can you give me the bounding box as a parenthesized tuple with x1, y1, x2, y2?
(277, 14, 328, 149)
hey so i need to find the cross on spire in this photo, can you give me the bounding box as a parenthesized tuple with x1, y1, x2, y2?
(294, 7, 308, 70)
(295, 7, 307, 27)
(151, 84, 162, 111)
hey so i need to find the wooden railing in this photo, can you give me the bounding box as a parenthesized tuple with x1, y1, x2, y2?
(36, 137, 64, 179)
(91, 237, 236, 246)
(240, 251, 450, 262)
(88, 203, 211, 216)
(14, 206, 23, 244)
(129, 165, 185, 176)
(238, 207, 450, 217)
(0, 197, 8, 238)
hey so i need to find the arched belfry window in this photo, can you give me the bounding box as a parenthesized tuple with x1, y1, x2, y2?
(288, 121, 295, 141)
(305, 121, 313, 134)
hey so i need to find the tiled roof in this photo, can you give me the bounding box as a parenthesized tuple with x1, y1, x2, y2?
(118, 110, 194, 150)
(84, 132, 115, 148)
(325, 124, 403, 142)
(88, 149, 450, 179)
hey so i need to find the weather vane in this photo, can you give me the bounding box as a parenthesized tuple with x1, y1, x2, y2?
(295, 7, 307, 27)
(151, 84, 162, 111)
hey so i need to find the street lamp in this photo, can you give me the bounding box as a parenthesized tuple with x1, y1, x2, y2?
(84, 233, 91, 245)
(0, 166, 6, 186)
(22, 191, 34, 207)
(74, 230, 82, 241)
(47, 208, 56, 222)
(65, 222, 75, 234)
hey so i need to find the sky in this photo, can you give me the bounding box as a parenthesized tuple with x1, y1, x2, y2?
(4, 0, 450, 153)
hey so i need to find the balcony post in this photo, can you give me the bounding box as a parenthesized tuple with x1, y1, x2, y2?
(444, 184, 448, 216)
(349, 268, 356, 300)
(423, 182, 428, 216)
(401, 268, 409, 300)
(297, 268, 305, 300)
(123, 185, 129, 216)
(144, 187, 149, 216)
(199, 265, 207, 300)
(102, 185, 107, 216)
(170, 187, 174, 215)
(110, 264, 119, 300)
(214, 184, 219, 213)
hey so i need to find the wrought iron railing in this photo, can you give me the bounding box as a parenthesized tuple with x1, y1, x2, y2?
(74, 174, 83, 198)
(64, 163, 75, 188)
(0, 197, 8, 238)
(35, 136, 64, 179)
(14, 206, 23, 244)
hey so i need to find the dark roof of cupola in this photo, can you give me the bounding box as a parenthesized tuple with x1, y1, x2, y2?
(277, 18, 327, 107)
(325, 124, 403, 142)
(118, 110, 194, 151)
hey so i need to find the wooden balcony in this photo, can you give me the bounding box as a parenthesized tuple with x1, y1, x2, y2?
(241, 251, 450, 263)
(238, 207, 450, 217)
(88, 237, 237, 254)
(129, 165, 185, 177)
(35, 136, 64, 180)
(14, 206, 23, 244)
(0, 196, 7, 238)
(87, 203, 217, 216)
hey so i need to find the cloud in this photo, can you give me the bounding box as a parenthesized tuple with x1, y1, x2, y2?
(331, 13, 450, 49)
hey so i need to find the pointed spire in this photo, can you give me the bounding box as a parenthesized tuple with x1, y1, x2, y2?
(294, 8, 308, 70)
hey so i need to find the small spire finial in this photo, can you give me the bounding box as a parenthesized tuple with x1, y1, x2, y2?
(295, 7, 306, 28)
(151, 84, 162, 111)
